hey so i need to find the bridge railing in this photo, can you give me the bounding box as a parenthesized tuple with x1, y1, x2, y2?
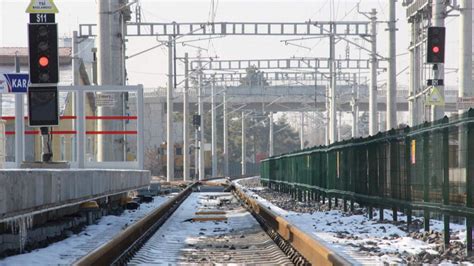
(261, 109, 474, 250)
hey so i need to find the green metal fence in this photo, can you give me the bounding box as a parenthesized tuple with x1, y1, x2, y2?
(261, 109, 474, 252)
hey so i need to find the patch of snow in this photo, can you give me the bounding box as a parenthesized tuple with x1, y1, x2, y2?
(235, 178, 469, 265)
(0, 196, 170, 265)
(129, 192, 259, 264)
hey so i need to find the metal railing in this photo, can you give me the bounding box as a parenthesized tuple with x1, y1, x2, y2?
(261, 109, 474, 252)
(4, 85, 144, 170)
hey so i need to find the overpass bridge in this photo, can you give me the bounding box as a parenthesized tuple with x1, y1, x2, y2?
(147, 85, 461, 113)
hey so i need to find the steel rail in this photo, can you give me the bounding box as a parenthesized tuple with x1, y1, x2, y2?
(74, 182, 197, 265)
(232, 185, 352, 266)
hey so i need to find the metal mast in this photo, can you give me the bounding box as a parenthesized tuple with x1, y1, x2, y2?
(166, 36, 174, 181)
(183, 53, 190, 181)
(369, 8, 378, 135)
(387, 0, 397, 130)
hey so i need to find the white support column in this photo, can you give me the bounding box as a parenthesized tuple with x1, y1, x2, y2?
(211, 78, 217, 177)
(198, 73, 205, 180)
(387, 0, 397, 130)
(431, 0, 446, 121)
(137, 86, 145, 170)
(72, 31, 84, 168)
(459, 0, 472, 167)
(329, 28, 337, 144)
(183, 53, 190, 180)
(369, 8, 378, 135)
(14, 54, 24, 167)
(97, 0, 125, 162)
(269, 112, 274, 156)
(166, 36, 174, 181)
(76, 91, 85, 168)
(241, 112, 246, 176)
(459, 0, 472, 102)
(223, 90, 229, 176)
(300, 112, 305, 149)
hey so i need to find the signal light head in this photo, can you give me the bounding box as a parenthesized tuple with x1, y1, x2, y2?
(38, 56, 49, 67)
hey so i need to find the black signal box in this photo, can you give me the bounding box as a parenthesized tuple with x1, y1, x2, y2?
(28, 86, 59, 127)
(426, 27, 445, 64)
(28, 23, 59, 84)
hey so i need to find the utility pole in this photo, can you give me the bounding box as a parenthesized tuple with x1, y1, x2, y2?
(329, 25, 337, 143)
(459, 0, 472, 104)
(198, 69, 205, 180)
(431, 0, 446, 121)
(183, 53, 190, 181)
(166, 36, 174, 181)
(458, 0, 472, 174)
(211, 77, 217, 177)
(241, 112, 246, 175)
(14, 53, 24, 167)
(269, 112, 274, 156)
(409, 20, 420, 127)
(351, 73, 358, 138)
(369, 8, 378, 135)
(223, 90, 229, 176)
(97, 0, 126, 162)
(387, 0, 397, 130)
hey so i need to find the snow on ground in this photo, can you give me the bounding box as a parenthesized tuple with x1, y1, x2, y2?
(0, 196, 169, 266)
(235, 177, 471, 265)
(128, 192, 260, 264)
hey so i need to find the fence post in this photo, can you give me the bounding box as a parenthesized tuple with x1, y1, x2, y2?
(368, 141, 377, 219)
(388, 130, 399, 222)
(467, 110, 474, 255)
(423, 125, 431, 232)
(442, 117, 450, 247)
(377, 142, 384, 221)
(404, 127, 412, 229)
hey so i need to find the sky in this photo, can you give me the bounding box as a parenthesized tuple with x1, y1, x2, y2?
(0, 0, 464, 89)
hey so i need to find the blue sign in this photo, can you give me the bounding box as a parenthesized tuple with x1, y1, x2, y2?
(3, 73, 29, 93)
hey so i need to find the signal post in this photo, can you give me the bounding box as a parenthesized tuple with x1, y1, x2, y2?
(26, 0, 60, 162)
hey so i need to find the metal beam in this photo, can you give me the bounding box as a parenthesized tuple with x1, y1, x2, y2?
(199, 71, 364, 83)
(79, 21, 371, 38)
(191, 58, 374, 71)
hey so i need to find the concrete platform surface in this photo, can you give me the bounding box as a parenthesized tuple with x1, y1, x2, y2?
(0, 169, 151, 220)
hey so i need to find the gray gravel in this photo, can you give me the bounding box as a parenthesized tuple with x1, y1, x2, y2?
(237, 177, 474, 264)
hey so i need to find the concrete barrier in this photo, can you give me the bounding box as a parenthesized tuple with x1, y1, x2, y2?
(0, 169, 151, 220)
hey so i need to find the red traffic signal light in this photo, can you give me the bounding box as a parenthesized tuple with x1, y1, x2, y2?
(38, 56, 49, 67)
(427, 27, 445, 63)
(28, 23, 59, 84)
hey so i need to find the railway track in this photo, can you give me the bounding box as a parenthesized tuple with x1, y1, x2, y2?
(74, 180, 351, 265)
